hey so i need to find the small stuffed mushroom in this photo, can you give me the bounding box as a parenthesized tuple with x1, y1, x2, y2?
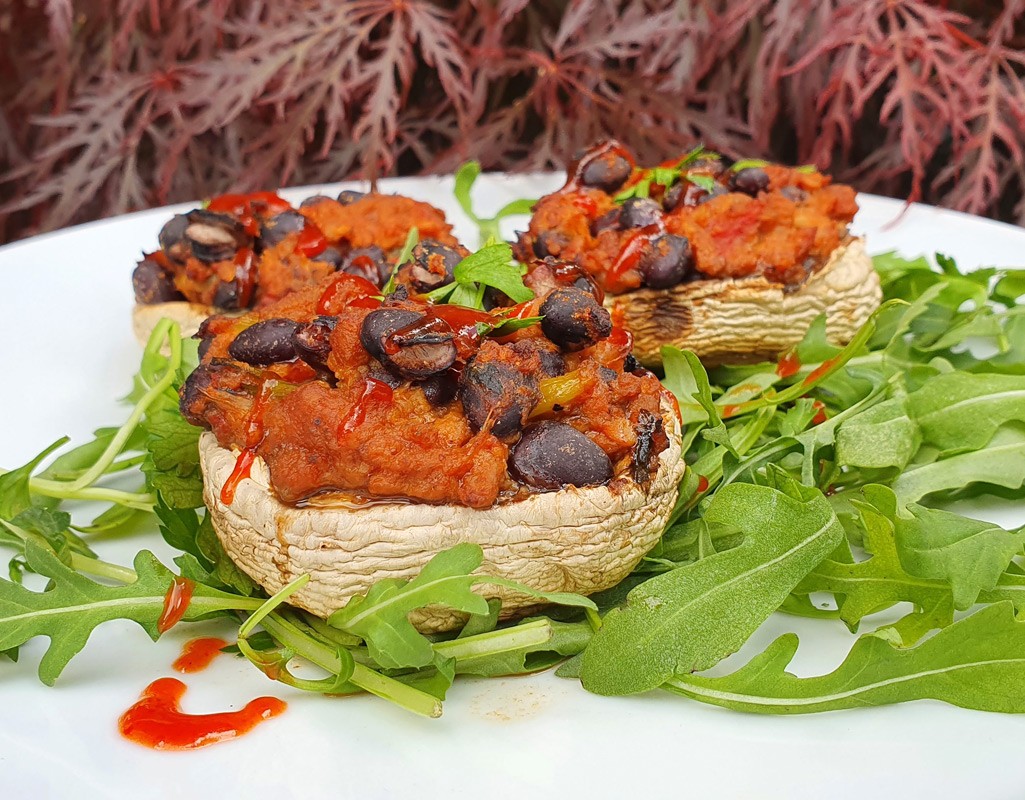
(132, 190, 459, 344)
(514, 140, 881, 367)
(183, 271, 686, 632)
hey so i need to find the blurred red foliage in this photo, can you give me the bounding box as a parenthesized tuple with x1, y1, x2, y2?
(1, 0, 1023, 241)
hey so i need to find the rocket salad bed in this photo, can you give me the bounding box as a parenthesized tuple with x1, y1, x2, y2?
(2, 250, 1025, 718)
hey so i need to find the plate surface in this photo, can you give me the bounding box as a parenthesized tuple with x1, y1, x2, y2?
(1, 175, 1024, 799)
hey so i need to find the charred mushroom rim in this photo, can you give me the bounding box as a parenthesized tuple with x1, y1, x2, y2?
(514, 141, 881, 367)
(132, 190, 458, 342)
(180, 253, 685, 631)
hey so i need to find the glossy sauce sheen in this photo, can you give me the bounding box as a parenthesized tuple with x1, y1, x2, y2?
(157, 577, 195, 634)
(339, 377, 394, 435)
(221, 378, 279, 505)
(118, 678, 286, 751)
(173, 637, 230, 674)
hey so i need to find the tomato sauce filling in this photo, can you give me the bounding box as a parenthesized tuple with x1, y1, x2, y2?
(134, 192, 458, 310)
(181, 267, 672, 509)
(514, 142, 858, 294)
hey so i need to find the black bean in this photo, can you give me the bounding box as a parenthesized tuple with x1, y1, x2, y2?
(313, 246, 345, 269)
(619, 197, 662, 229)
(590, 208, 621, 236)
(257, 209, 305, 250)
(579, 148, 633, 193)
(300, 194, 333, 209)
(179, 365, 215, 427)
(539, 287, 612, 351)
(197, 337, 213, 359)
(132, 257, 183, 304)
(598, 366, 617, 383)
(460, 357, 539, 437)
(336, 190, 366, 205)
(623, 353, 642, 373)
(508, 339, 566, 378)
(360, 309, 423, 363)
(510, 422, 613, 490)
(639, 234, 693, 289)
(342, 245, 389, 286)
(631, 409, 666, 484)
(293, 316, 338, 371)
(533, 230, 568, 259)
(730, 167, 770, 196)
(368, 364, 403, 389)
(482, 286, 511, 311)
(695, 182, 728, 205)
(360, 308, 455, 379)
(228, 318, 301, 365)
(158, 215, 190, 263)
(385, 329, 457, 379)
(420, 372, 458, 406)
(405, 240, 462, 292)
(184, 210, 247, 263)
(213, 279, 242, 310)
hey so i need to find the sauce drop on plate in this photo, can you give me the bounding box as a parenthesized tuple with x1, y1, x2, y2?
(119, 678, 286, 751)
(173, 638, 230, 674)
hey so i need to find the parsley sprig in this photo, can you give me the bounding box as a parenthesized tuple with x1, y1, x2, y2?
(425, 240, 533, 309)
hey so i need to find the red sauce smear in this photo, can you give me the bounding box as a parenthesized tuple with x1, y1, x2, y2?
(803, 357, 838, 387)
(339, 377, 394, 436)
(721, 404, 739, 419)
(811, 400, 828, 425)
(157, 577, 195, 635)
(119, 678, 285, 751)
(295, 223, 327, 258)
(221, 378, 278, 505)
(173, 637, 230, 674)
(208, 192, 291, 237)
(776, 351, 801, 379)
(696, 475, 710, 493)
(425, 305, 493, 359)
(232, 247, 257, 309)
(316, 273, 380, 315)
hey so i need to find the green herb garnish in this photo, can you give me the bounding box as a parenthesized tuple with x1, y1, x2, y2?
(426, 240, 533, 309)
(454, 161, 536, 247)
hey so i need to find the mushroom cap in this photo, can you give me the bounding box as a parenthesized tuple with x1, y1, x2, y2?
(133, 301, 211, 344)
(199, 396, 685, 632)
(612, 238, 880, 367)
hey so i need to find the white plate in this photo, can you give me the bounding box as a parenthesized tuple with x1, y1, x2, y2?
(1, 176, 1023, 800)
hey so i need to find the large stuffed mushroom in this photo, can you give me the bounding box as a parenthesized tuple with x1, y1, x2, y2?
(132, 190, 460, 343)
(514, 141, 881, 366)
(180, 261, 686, 631)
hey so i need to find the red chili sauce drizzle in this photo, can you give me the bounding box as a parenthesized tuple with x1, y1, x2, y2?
(388, 305, 492, 360)
(118, 678, 286, 751)
(173, 638, 230, 674)
(157, 577, 195, 635)
(339, 377, 394, 436)
(776, 351, 801, 379)
(607, 224, 663, 294)
(696, 475, 710, 493)
(803, 357, 838, 387)
(207, 192, 291, 236)
(232, 247, 257, 309)
(316, 273, 381, 315)
(295, 223, 327, 258)
(811, 400, 828, 425)
(221, 378, 279, 506)
(720, 405, 739, 419)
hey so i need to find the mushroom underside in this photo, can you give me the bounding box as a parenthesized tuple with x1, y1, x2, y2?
(614, 238, 880, 367)
(199, 398, 685, 633)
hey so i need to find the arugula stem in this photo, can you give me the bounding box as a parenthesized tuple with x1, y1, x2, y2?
(68, 553, 139, 584)
(26, 479, 155, 511)
(433, 619, 552, 660)
(260, 612, 442, 717)
(61, 320, 181, 493)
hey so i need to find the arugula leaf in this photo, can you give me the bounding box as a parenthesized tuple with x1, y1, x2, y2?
(894, 503, 1025, 610)
(0, 541, 256, 684)
(438, 618, 593, 677)
(666, 603, 1025, 714)
(0, 439, 68, 520)
(579, 468, 843, 695)
(907, 372, 1025, 454)
(328, 544, 490, 669)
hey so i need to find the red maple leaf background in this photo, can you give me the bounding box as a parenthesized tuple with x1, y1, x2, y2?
(0, 0, 1022, 242)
